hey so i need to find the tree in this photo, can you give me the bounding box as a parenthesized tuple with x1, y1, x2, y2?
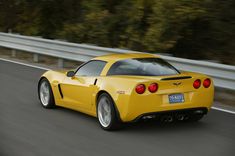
(0, 0, 234, 64)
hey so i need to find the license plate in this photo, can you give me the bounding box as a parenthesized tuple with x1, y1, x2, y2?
(168, 93, 184, 104)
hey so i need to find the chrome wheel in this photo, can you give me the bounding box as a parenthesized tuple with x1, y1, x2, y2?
(98, 96, 112, 128)
(39, 81, 50, 106)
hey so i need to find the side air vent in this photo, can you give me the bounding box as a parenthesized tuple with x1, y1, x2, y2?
(58, 84, 63, 98)
(94, 79, 98, 85)
(161, 76, 192, 81)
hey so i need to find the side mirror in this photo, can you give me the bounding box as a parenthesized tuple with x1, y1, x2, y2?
(66, 71, 75, 77)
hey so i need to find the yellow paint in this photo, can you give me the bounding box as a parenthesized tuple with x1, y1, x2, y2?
(41, 53, 214, 122)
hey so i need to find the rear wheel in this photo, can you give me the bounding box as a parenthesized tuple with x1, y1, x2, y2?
(187, 114, 204, 122)
(97, 93, 121, 130)
(38, 78, 55, 108)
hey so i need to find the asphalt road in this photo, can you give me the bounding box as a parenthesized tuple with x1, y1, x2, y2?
(0, 59, 235, 156)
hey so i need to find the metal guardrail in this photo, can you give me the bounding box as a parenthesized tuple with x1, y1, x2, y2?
(0, 32, 235, 90)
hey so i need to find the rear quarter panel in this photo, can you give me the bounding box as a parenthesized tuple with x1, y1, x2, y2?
(96, 76, 143, 120)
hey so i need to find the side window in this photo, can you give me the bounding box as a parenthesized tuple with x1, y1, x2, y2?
(75, 60, 106, 76)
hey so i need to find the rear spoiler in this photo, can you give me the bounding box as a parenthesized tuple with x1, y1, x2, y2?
(161, 76, 192, 81)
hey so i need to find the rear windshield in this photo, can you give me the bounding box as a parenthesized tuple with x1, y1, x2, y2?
(107, 58, 180, 76)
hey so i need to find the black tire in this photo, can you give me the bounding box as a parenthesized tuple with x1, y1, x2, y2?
(187, 114, 204, 122)
(38, 78, 55, 108)
(97, 93, 122, 131)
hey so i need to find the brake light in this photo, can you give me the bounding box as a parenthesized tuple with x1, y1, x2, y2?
(135, 84, 146, 94)
(148, 83, 158, 93)
(203, 78, 211, 88)
(193, 79, 201, 89)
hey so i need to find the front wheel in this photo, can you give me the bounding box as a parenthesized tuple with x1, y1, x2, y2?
(38, 78, 55, 108)
(97, 93, 121, 131)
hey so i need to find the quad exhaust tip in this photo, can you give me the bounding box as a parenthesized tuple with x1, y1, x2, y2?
(142, 115, 156, 120)
(141, 110, 204, 122)
(161, 115, 173, 122)
(176, 114, 185, 121)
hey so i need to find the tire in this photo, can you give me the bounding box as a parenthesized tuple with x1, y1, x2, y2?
(187, 114, 204, 122)
(38, 78, 55, 108)
(97, 93, 121, 131)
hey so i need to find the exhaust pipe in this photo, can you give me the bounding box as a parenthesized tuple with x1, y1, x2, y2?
(167, 116, 173, 122)
(161, 115, 173, 122)
(142, 115, 155, 120)
(176, 114, 185, 121)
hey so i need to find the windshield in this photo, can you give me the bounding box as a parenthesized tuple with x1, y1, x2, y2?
(107, 58, 180, 76)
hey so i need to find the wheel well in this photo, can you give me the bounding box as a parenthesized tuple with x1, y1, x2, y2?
(38, 77, 53, 94)
(38, 77, 47, 89)
(96, 90, 109, 105)
(96, 90, 122, 122)
(38, 77, 49, 98)
(38, 77, 45, 87)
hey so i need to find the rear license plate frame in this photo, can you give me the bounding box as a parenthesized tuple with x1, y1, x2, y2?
(168, 93, 185, 104)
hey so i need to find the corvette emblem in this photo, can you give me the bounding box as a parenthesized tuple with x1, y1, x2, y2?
(173, 82, 182, 86)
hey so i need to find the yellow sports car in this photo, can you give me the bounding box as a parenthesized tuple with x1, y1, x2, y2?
(38, 53, 214, 130)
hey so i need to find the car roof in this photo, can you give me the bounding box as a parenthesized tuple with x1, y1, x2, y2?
(92, 52, 160, 62)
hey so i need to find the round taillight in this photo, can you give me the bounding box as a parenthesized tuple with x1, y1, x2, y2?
(135, 84, 146, 94)
(148, 83, 158, 93)
(193, 79, 201, 89)
(203, 78, 211, 88)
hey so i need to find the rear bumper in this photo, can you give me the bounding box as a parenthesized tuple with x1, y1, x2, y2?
(116, 87, 214, 122)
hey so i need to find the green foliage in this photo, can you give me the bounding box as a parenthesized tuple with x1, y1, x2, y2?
(0, 0, 234, 64)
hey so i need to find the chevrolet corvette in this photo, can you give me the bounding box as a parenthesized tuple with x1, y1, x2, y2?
(38, 53, 214, 130)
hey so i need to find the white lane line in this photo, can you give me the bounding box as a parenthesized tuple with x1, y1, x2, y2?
(212, 107, 235, 115)
(0, 57, 51, 70)
(1, 57, 235, 115)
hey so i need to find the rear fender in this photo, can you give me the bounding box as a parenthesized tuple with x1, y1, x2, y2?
(94, 77, 140, 120)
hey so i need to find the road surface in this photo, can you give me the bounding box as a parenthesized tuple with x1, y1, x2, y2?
(0, 59, 234, 156)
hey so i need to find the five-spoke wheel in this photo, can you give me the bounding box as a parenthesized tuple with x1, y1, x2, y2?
(38, 78, 55, 108)
(97, 93, 121, 130)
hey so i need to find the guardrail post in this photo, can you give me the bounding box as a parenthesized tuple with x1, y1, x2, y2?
(58, 58, 64, 68)
(11, 49, 16, 57)
(33, 54, 39, 62)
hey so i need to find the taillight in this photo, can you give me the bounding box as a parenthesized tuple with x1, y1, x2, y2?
(135, 84, 146, 94)
(203, 78, 211, 88)
(193, 79, 201, 89)
(148, 83, 158, 93)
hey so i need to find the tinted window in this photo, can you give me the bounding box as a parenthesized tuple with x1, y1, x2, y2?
(76, 60, 106, 76)
(107, 58, 179, 76)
